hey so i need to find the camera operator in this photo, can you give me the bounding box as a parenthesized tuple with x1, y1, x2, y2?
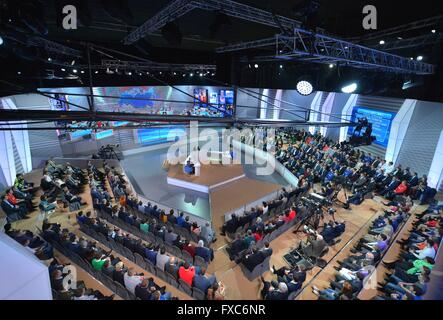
(298, 226, 328, 259)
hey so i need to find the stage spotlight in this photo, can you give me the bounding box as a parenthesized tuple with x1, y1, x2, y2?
(329, 63, 335, 68)
(296, 80, 314, 96)
(279, 64, 283, 69)
(254, 63, 259, 69)
(73, 69, 78, 73)
(17, 71, 21, 75)
(379, 40, 385, 45)
(61, 68, 66, 72)
(71, 60, 76, 65)
(432, 29, 436, 33)
(47, 57, 52, 62)
(341, 82, 358, 93)
(402, 80, 413, 90)
(417, 55, 423, 61)
(0, 36, 4, 46)
(190, 73, 194, 77)
(81, 70, 85, 74)
(402, 78, 424, 90)
(95, 70, 99, 74)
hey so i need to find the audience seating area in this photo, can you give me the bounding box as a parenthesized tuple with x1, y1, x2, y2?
(1, 125, 441, 301)
(371, 201, 442, 300)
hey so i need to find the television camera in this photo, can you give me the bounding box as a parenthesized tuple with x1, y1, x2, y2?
(96, 144, 121, 160)
(295, 192, 333, 232)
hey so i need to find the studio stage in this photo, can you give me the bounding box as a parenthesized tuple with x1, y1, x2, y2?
(121, 147, 285, 226)
(166, 164, 246, 193)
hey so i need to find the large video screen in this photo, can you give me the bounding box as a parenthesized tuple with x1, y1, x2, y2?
(42, 85, 235, 118)
(348, 107, 396, 148)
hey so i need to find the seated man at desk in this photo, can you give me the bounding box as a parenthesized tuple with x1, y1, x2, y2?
(183, 160, 195, 175)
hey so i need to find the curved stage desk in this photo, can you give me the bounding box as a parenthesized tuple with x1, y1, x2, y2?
(167, 164, 246, 193)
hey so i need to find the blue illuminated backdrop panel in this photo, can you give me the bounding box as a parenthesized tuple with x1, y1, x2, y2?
(348, 107, 397, 148)
(137, 127, 185, 146)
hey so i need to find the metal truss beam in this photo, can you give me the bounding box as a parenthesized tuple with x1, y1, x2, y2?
(276, 29, 435, 74)
(100, 59, 216, 72)
(190, 0, 300, 30)
(124, 0, 300, 45)
(123, 0, 195, 45)
(218, 29, 435, 74)
(26, 37, 83, 58)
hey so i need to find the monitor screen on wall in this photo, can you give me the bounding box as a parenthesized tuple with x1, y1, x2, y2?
(347, 107, 396, 148)
(193, 88, 208, 108)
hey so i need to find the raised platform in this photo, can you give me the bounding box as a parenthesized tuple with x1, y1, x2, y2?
(166, 164, 246, 193)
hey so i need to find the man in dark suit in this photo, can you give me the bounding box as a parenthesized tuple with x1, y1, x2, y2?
(67, 234, 81, 254)
(122, 234, 136, 252)
(260, 242, 273, 258)
(261, 278, 289, 300)
(220, 213, 239, 236)
(283, 273, 303, 293)
(134, 239, 146, 257)
(408, 172, 419, 187)
(241, 247, 265, 272)
(380, 177, 401, 196)
(135, 278, 153, 300)
(226, 234, 248, 260)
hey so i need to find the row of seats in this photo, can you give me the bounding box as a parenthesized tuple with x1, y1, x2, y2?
(78, 219, 210, 300)
(95, 209, 209, 269)
(228, 194, 308, 264)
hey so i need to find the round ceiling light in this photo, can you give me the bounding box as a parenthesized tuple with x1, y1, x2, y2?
(296, 80, 314, 96)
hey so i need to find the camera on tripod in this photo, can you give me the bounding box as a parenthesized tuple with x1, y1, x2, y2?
(96, 144, 121, 160)
(297, 193, 332, 231)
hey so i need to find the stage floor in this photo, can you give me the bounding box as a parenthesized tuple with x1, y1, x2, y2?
(167, 164, 245, 192)
(121, 146, 211, 221)
(121, 145, 286, 224)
